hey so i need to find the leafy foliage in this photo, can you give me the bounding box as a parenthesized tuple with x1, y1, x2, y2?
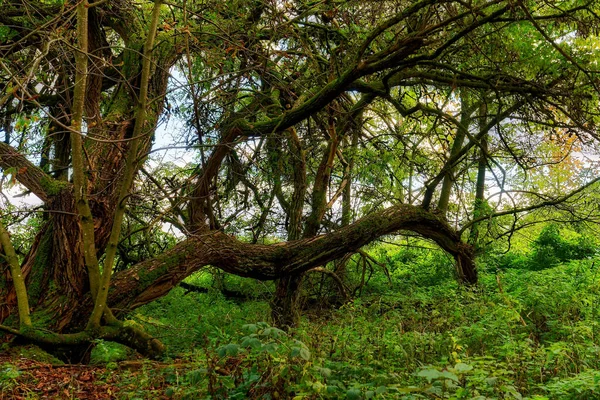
(66, 235, 592, 398)
(3, 237, 600, 398)
(489, 224, 599, 271)
(528, 224, 597, 270)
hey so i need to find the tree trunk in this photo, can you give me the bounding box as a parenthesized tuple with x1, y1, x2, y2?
(270, 97, 377, 328)
(269, 128, 307, 329)
(271, 125, 336, 328)
(271, 274, 304, 329)
(454, 242, 477, 284)
(437, 92, 472, 215)
(1, 191, 88, 331)
(469, 103, 489, 249)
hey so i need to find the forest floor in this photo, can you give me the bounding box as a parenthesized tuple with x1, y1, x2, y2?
(0, 352, 119, 399)
(0, 352, 184, 399)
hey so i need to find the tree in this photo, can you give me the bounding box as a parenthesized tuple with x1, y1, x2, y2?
(1, 0, 600, 356)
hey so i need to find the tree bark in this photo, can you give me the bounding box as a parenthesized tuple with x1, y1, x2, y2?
(437, 92, 473, 215)
(271, 112, 338, 328)
(269, 127, 307, 329)
(468, 104, 489, 249)
(271, 274, 304, 329)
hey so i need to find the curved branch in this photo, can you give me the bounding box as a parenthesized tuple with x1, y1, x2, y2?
(101, 203, 473, 315)
(459, 176, 600, 235)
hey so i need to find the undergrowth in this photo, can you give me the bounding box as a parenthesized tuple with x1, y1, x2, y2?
(119, 251, 600, 399)
(5, 227, 598, 399)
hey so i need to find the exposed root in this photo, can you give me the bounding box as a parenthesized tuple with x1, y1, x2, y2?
(0, 321, 165, 360)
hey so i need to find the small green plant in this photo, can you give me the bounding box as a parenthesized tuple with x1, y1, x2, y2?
(542, 369, 600, 399)
(90, 340, 132, 364)
(0, 363, 22, 393)
(207, 322, 315, 398)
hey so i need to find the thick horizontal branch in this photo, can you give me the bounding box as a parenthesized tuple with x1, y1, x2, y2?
(350, 69, 564, 98)
(0, 142, 67, 202)
(103, 203, 471, 314)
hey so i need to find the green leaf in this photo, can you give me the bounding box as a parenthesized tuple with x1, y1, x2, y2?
(375, 386, 387, 394)
(226, 343, 240, 356)
(326, 385, 339, 394)
(262, 327, 286, 339)
(299, 347, 311, 361)
(218, 343, 240, 357)
(440, 371, 459, 382)
(346, 388, 362, 400)
(417, 368, 444, 382)
(241, 337, 262, 350)
(185, 369, 206, 385)
(242, 323, 258, 333)
(1, 365, 21, 380)
(485, 376, 498, 386)
(262, 343, 278, 354)
(454, 362, 473, 373)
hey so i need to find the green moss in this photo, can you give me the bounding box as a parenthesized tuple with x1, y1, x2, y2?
(30, 309, 55, 330)
(0, 315, 17, 336)
(138, 264, 170, 287)
(6, 345, 64, 365)
(136, 249, 186, 288)
(40, 176, 68, 196)
(90, 340, 133, 364)
(105, 89, 134, 121)
(27, 226, 53, 304)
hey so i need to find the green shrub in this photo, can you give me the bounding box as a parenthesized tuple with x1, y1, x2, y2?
(543, 369, 600, 399)
(486, 224, 598, 272)
(528, 224, 597, 270)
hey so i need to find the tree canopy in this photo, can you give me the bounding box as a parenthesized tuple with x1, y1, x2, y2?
(1, 0, 600, 356)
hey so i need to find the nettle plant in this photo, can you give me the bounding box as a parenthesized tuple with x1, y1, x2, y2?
(205, 322, 316, 398)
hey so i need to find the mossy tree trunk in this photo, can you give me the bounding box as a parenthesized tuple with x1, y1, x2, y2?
(467, 102, 490, 250)
(0, 0, 174, 357)
(269, 127, 307, 329)
(271, 274, 304, 329)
